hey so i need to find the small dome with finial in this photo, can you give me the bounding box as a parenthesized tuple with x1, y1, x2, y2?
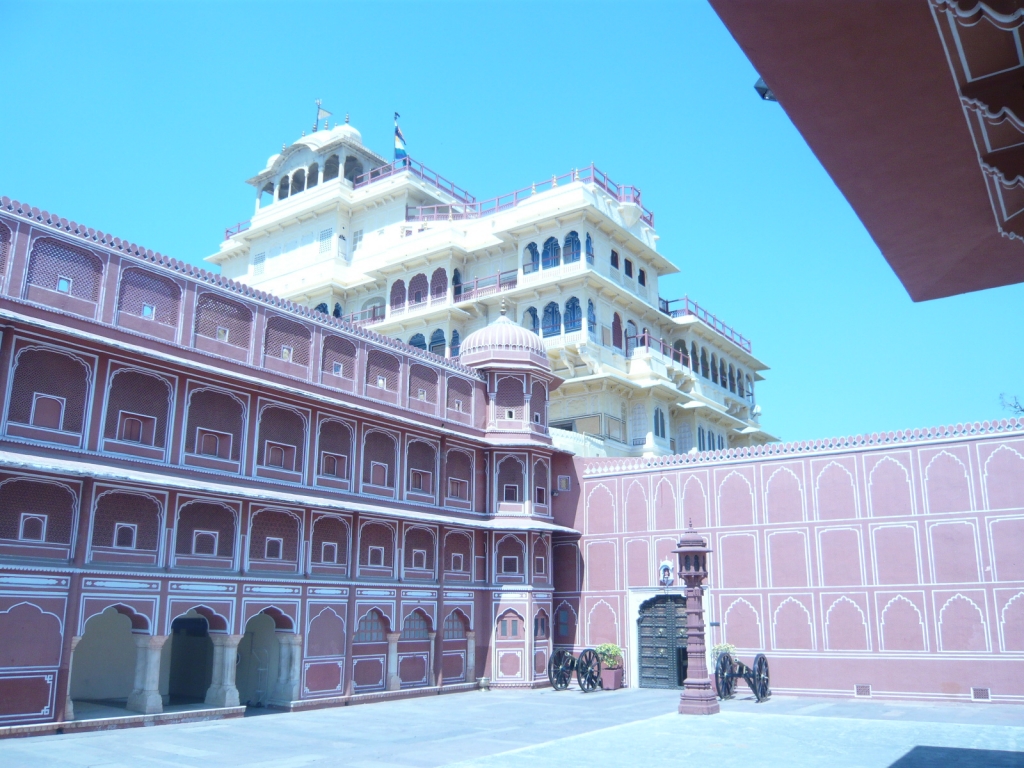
(459, 303, 550, 372)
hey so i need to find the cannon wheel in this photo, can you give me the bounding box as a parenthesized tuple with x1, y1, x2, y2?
(714, 652, 734, 700)
(751, 654, 770, 702)
(576, 648, 602, 692)
(547, 649, 574, 691)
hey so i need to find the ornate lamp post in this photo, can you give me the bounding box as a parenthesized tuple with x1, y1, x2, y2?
(673, 522, 719, 715)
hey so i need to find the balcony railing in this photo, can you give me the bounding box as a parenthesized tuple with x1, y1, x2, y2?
(353, 157, 475, 204)
(628, 331, 691, 368)
(341, 304, 386, 327)
(453, 269, 518, 303)
(659, 296, 752, 353)
(224, 220, 251, 240)
(405, 164, 655, 227)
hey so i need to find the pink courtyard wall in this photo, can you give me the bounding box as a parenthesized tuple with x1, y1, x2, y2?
(552, 420, 1024, 703)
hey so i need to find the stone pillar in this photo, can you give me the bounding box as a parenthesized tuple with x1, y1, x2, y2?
(465, 630, 477, 684)
(204, 634, 242, 708)
(63, 635, 82, 721)
(269, 634, 303, 706)
(674, 524, 719, 716)
(386, 632, 401, 691)
(127, 634, 170, 714)
(427, 631, 436, 687)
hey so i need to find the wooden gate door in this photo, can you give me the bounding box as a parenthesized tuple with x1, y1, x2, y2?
(638, 594, 688, 689)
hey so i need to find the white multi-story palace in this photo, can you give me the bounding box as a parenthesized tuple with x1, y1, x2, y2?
(208, 118, 775, 456)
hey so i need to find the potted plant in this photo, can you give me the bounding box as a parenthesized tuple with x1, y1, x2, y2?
(709, 643, 736, 694)
(595, 643, 624, 690)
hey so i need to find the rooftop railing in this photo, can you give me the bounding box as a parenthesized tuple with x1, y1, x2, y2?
(353, 157, 475, 204)
(405, 164, 655, 227)
(224, 220, 251, 240)
(659, 296, 752, 353)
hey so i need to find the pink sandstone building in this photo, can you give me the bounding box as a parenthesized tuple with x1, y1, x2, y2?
(0, 161, 1022, 730)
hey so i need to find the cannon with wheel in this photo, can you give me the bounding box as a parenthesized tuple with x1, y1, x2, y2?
(714, 652, 770, 703)
(547, 648, 602, 692)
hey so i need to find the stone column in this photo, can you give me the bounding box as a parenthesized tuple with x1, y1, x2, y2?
(426, 631, 436, 687)
(465, 630, 477, 684)
(127, 634, 170, 714)
(269, 634, 303, 706)
(63, 635, 82, 721)
(205, 634, 242, 708)
(386, 632, 401, 691)
(674, 525, 719, 716)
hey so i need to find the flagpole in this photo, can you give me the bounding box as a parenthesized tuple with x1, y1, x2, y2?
(313, 99, 322, 133)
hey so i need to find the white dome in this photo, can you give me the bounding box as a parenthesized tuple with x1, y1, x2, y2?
(294, 122, 363, 151)
(459, 314, 550, 372)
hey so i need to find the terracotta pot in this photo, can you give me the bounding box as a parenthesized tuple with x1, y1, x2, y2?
(600, 667, 623, 690)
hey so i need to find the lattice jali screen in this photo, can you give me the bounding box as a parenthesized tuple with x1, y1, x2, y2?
(408, 273, 428, 303)
(447, 377, 473, 412)
(311, 516, 349, 565)
(409, 364, 438, 403)
(496, 377, 524, 418)
(366, 350, 400, 390)
(264, 316, 311, 366)
(118, 268, 182, 325)
(194, 292, 253, 349)
(401, 609, 430, 639)
(103, 369, 171, 445)
(430, 268, 448, 298)
(175, 502, 235, 556)
(248, 510, 300, 561)
(390, 281, 406, 308)
(322, 336, 357, 379)
(531, 382, 547, 423)
(318, 420, 352, 461)
(496, 535, 524, 566)
(444, 532, 472, 571)
(359, 522, 395, 566)
(533, 459, 548, 491)
(534, 537, 548, 564)
(496, 457, 524, 499)
(403, 527, 436, 569)
(407, 440, 436, 475)
(26, 238, 103, 301)
(92, 491, 160, 550)
(446, 450, 472, 485)
(0, 223, 10, 277)
(184, 389, 244, 459)
(362, 430, 397, 485)
(256, 406, 305, 467)
(0, 479, 76, 543)
(8, 348, 90, 432)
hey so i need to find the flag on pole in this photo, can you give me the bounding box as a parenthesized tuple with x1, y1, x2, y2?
(394, 112, 407, 161)
(317, 106, 332, 121)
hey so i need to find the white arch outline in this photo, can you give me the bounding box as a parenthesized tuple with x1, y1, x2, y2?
(717, 469, 755, 527)
(867, 455, 914, 517)
(923, 450, 973, 514)
(771, 597, 815, 651)
(813, 460, 858, 521)
(937, 593, 989, 652)
(982, 444, 1024, 510)
(879, 595, 927, 652)
(721, 597, 762, 650)
(823, 596, 870, 651)
(764, 466, 804, 524)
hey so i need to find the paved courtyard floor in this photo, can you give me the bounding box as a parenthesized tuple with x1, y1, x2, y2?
(2, 688, 1022, 767)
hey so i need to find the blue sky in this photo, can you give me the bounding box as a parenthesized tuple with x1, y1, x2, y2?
(2, 1, 1022, 443)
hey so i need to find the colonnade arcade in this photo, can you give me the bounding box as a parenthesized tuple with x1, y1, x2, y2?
(66, 604, 301, 716)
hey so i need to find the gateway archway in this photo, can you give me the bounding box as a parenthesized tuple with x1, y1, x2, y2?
(637, 594, 688, 689)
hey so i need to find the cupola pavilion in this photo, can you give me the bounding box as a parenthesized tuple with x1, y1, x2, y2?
(208, 115, 776, 456)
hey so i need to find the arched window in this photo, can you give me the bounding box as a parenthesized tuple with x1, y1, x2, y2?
(323, 155, 340, 182)
(587, 300, 596, 334)
(523, 307, 539, 335)
(390, 280, 406, 310)
(673, 340, 688, 367)
(409, 333, 426, 350)
(698, 426, 705, 452)
(710, 354, 719, 384)
(720, 359, 728, 387)
(541, 302, 561, 337)
(444, 611, 467, 639)
(612, 313, 623, 349)
(541, 237, 560, 269)
(333, 302, 343, 319)
(654, 408, 666, 439)
(402, 610, 430, 640)
(737, 369, 745, 397)
(497, 458, 524, 503)
(429, 329, 446, 356)
(728, 364, 736, 393)
(563, 297, 582, 333)
(700, 348, 709, 378)
(291, 168, 306, 194)
(278, 175, 290, 200)
(691, 342, 699, 373)
(746, 375, 754, 401)
(630, 403, 647, 446)
(523, 243, 540, 274)
(450, 330, 461, 357)
(430, 268, 448, 300)
(355, 610, 385, 643)
(315, 302, 329, 314)
(307, 162, 319, 188)
(344, 156, 364, 182)
(409, 273, 428, 305)
(585, 233, 594, 264)
(452, 269, 463, 299)
(625, 320, 638, 353)
(259, 183, 274, 208)
(563, 232, 581, 264)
